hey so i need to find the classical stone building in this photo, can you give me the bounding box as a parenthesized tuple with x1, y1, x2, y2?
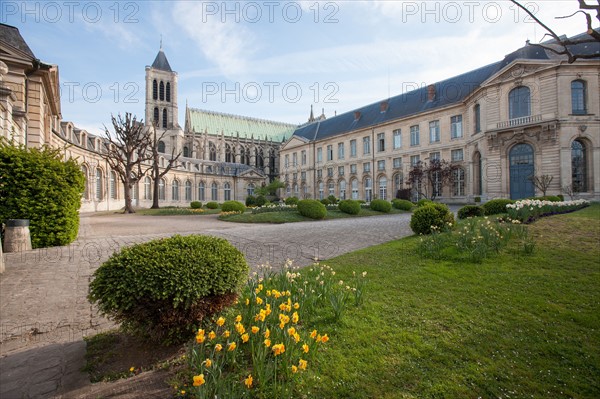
(280, 31, 600, 202)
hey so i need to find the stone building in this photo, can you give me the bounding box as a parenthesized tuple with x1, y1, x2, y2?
(280, 31, 600, 202)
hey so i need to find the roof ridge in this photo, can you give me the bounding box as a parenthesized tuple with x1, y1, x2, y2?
(188, 107, 297, 127)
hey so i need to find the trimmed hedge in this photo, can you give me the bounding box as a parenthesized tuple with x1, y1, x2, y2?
(221, 201, 246, 213)
(245, 196, 256, 206)
(190, 201, 202, 209)
(206, 202, 220, 209)
(255, 195, 267, 207)
(338, 199, 361, 215)
(320, 198, 331, 206)
(88, 235, 248, 345)
(410, 203, 455, 235)
(327, 195, 338, 205)
(482, 199, 515, 215)
(0, 141, 85, 248)
(370, 199, 392, 213)
(457, 205, 484, 219)
(297, 199, 327, 220)
(392, 199, 413, 211)
(285, 196, 299, 206)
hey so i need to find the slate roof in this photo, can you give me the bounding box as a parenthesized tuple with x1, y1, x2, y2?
(0, 23, 35, 58)
(151, 49, 172, 72)
(187, 108, 297, 142)
(292, 30, 599, 143)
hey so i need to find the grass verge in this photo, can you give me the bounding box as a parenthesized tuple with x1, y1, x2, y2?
(219, 208, 406, 223)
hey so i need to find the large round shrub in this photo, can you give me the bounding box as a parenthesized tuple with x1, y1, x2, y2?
(245, 195, 256, 207)
(392, 199, 414, 211)
(221, 201, 246, 213)
(370, 199, 392, 213)
(410, 203, 455, 235)
(190, 201, 202, 209)
(206, 201, 219, 209)
(0, 142, 85, 248)
(255, 195, 267, 207)
(88, 235, 248, 345)
(482, 199, 515, 215)
(285, 196, 299, 206)
(320, 198, 331, 206)
(338, 199, 361, 215)
(297, 199, 327, 220)
(417, 198, 433, 207)
(457, 205, 484, 219)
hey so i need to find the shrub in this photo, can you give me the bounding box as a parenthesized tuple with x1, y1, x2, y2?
(410, 203, 455, 235)
(338, 199, 361, 215)
(327, 195, 338, 205)
(285, 196, 299, 206)
(297, 199, 327, 220)
(0, 141, 85, 248)
(557, 194, 564, 201)
(88, 235, 248, 345)
(474, 196, 481, 203)
(482, 199, 515, 215)
(221, 201, 245, 213)
(190, 201, 202, 209)
(457, 205, 484, 219)
(245, 195, 256, 207)
(396, 188, 412, 200)
(320, 198, 331, 206)
(417, 198, 433, 207)
(539, 195, 561, 202)
(255, 195, 267, 207)
(370, 199, 392, 213)
(392, 199, 413, 211)
(206, 202, 219, 209)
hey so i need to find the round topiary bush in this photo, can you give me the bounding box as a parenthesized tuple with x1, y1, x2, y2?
(88, 235, 248, 345)
(417, 198, 433, 207)
(338, 199, 361, 215)
(410, 203, 455, 235)
(245, 195, 256, 207)
(221, 201, 246, 213)
(297, 199, 327, 220)
(255, 195, 267, 207)
(482, 199, 515, 215)
(392, 199, 414, 211)
(320, 198, 331, 206)
(190, 201, 202, 209)
(457, 205, 484, 219)
(370, 199, 392, 213)
(327, 195, 338, 205)
(285, 196, 299, 206)
(206, 201, 219, 209)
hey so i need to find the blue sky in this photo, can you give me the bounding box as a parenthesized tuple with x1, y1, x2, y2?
(1, 1, 588, 135)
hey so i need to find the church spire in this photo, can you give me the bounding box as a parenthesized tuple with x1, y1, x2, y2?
(308, 104, 315, 123)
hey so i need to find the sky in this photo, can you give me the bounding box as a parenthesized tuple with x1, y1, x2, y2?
(1, 1, 590, 135)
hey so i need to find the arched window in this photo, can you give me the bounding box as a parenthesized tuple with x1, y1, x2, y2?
(572, 140, 587, 192)
(247, 183, 255, 196)
(81, 165, 89, 200)
(162, 108, 167, 128)
(255, 148, 264, 168)
(110, 171, 117, 199)
(95, 168, 103, 201)
(328, 180, 335, 196)
(318, 181, 324, 199)
(453, 167, 465, 196)
(153, 107, 159, 126)
(185, 180, 192, 201)
(571, 80, 587, 114)
(144, 176, 152, 200)
(172, 179, 180, 201)
(473, 151, 482, 196)
(159, 81, 164, 101)
(269, 149, 276, 172)
(159, 178, 166, 200)
(183, 146, 189, 158)
(152, 79, 157, 100)
(211, 182, 218, 201)
(364, 178, 372, 202)
(209, 142, 217, 161)
(474, 103, 481, 133)
(351, 179, 359, 199)
(393, 173, 403, 198)
(379, 176, 387, 200)
(339, 179, 346, 200)
(293, 183, 299, 196)
(198, 182, 205, 201)
(166, 82, 171, 102)
(225, 144, 232, 163)
(509, 86, 530, 119)
(224, 182, 231, 201)
(158, 140, 165, 153)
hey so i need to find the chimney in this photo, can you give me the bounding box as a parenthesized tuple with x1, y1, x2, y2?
(354, 111, 361, 121)
(427, 84, 436, 101)
(380, 101, 388, 113)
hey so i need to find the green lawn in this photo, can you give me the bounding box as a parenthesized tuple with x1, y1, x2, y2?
(219, 208, 406, 223)
(298, 204, 600, 398)
(135, 207, 222, 216)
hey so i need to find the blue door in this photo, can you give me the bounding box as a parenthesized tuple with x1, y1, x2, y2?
(509, 143, 535, 199)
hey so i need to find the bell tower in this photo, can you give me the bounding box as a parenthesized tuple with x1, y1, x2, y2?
(145, 41, 178, 129)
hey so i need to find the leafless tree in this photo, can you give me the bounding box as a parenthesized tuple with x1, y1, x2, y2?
(528, 174, 554, 196)
(149, 124, 181, 209)
(100, 113, 153, 213)
(510, 0, 600, 63)
(407, 159, 458, 201)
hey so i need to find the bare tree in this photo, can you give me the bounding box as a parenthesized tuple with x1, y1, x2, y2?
(510, 0, 600, 63)
(528, 174, 554, 196)
(562, 184, 576, 200)
(100, 113, 153, 213)
(149, 125, 181, 209)
(407, 159, 457, 201)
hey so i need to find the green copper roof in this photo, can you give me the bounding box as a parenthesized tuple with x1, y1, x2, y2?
(187, 108, 297, 142)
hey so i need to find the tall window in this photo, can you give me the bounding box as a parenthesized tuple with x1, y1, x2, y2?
(327, 145, 333, 161)
(364, 178, 372, 202)
(293, 183, 299, 196)
(453, 167, 465, 196)
(209, 142, 217, 161)
(509, 86, 531, 119)
(328, 181, 335, 196)
(350, 139, 357, 157)
(316, 147, 323, 163)
(211, 182, 218, 201)
(110, 171, 117, 199)
(172, 179, 180, 201)
(351, 179, 359, 199)
(284, 154, 289, 168)
(183, 146, 189, 158)
(159, 81, 164, 101)
(301, 150, 307, 165)
(338, 143, 345, 159)
(247, 183, 255, 196)
(379, 177, 387, 200)
(144, 176, 152, 200)
(159, 178, 165, 200)
(363, 136, 370, 155)
(393, 129, 401, 149)
(166, 82, 171, 102)
(432, 171, 442, 197)
(81, 165, 89, 200)
(152, 79, 158, 100)
(162, 109, 167, 128)
(95, 168, 103, 201)
(474, 104, 481, 133)
(153, 107, 159, 126)
(451, 115, 463, 138)
(292, 152, 298, 166)
(340, 180, 346, 200)
(318, 181, 324, 199)
(198, 182, 205, 201)
(571, 80, 587, 114)
(429, 120, 440, 143)
(410, 125, 420, 146)
(224, 182, 231, 201)
(185, 180, 192, 201)
(158, 140, 165, 153)
(377, 133, 385, 152)
(571, 140, 587, 192)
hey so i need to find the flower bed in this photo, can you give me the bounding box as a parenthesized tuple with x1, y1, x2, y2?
(251, 204, 298, 214)
(506, 199, 589, 223)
